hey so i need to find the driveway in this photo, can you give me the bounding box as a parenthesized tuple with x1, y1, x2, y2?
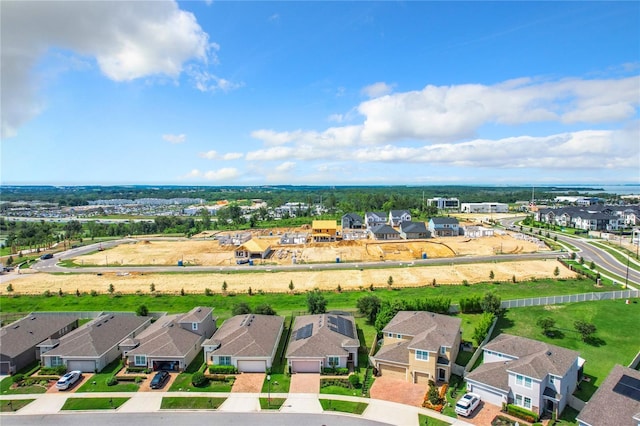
(231, 373, 265, 393)
(289, 373, 320, 393)
(46, 373, 93, 394)
(139, 371, 178, 392)
(462, 401, 516, 425)
(369, 376, 426, 407)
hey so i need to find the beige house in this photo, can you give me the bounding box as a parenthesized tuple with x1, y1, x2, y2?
(312, 220, 338, 242)
(234, 238, 272, 263)
(371, 311, 461, 384)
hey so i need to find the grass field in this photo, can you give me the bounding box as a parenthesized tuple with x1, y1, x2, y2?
(319, 398, 368, 414)
(61, 397, 129, 410)
(0, 399, 34, 412)
(259, 397, 286, 409)
(492, 299, 639, 400)
(76, 360, 139, 393)
(160, 397, 226, 409)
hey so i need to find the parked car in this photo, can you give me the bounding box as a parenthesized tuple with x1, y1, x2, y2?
(455, 392, 481, 417)
(56, 371, 82, 390)
(40, 253, 53, 260)
(150, 370, 170, 389)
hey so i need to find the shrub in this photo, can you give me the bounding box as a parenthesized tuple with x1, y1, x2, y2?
(505, 404, 538, 423)
(348, 373, 361, 388)
(208, 365, 237, 374)
(204, 288, 213, 296)
(191, 371, 207, 387)
(106, 376, 118, 386)
(39, 366, 67, 376)
(134, 376, 143, 384)
(12, 374, 24, 384)
(459, 295, 483, 313)
(206, 374, 230, 382)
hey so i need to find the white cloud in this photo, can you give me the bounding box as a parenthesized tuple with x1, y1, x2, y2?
(199, 150, 243, 160)
(182, 167, 241, 181)
(276, 161, 296, 172)
(188, 67, 244, 93)
(361, 82, 394, 98)
(223, 152, 244, 160)
(163, 133, 186, 144)
(0, 0, 224, 138)
(328, 114, 345, 123)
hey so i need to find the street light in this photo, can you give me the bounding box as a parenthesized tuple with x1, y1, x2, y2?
(267, 374, 271, 406)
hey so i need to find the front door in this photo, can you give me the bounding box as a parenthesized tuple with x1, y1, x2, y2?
(438, 368, 446, 381)
(546, 399, 555, 414)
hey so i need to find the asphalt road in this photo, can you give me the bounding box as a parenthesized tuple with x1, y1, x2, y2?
(0, 412, 391, 426)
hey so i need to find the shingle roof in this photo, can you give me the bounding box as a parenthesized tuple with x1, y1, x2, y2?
(390, 210, 410, 217)
(577, 364, 640, 426)
(286, 314, 359, 358)
(370, 224, 400, 235)
(203, 314, 283, 358)
(430, 217, 459, 225)
(400, 221, 428, 234)
(465, 359, 511, 393)
(342, 213, 363, 222)
(0, 314, 77, 358)
(382, 311, 461, 353)
(365, 212, 387, 221)
(372, 340, 411, 365)
(179, 306, 213, 324)
(43, 314, 149, 357)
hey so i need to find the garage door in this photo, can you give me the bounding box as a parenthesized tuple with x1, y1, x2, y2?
(237, 360, 266, 373)
(291, 360, 320, 373)
(468, 384, 505, 406)
(67, 360, 96, 373)
(0, 362, 11, 375)
(379, 364, 407, 380)
(414, 371, 431, 385)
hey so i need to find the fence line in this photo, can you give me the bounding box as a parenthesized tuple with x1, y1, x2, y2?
(500, 290, 639, 309)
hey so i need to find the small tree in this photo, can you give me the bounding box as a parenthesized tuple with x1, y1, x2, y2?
(108, 283, 115, 295)
(232, 302, 252, 316)
(356, 295, 381, 323)
(180, 288, 185, 296)
(579, 257, 585, 265)
(248, 286, 253, 296)
(254, 303, 276, 315)
(150, 283, 156, 293)
(512, 274, 517, 283)
(136, 305, 149, 316)
(306, 290, 328, 314)
(58, 288, 63, 296)
(481, 291, 502, 315)
(387, 276, 393, 288)
(432, 278, 437, 287)
(489, 270, 495, 280)
(589, 261, 596, 270)
(76, 288, 80, 297)
(337, 284, 342, 293)
(222, 281, 228, 293)
(204, 288, 213, 296)
(574, 320, 597, 342)
(536, 317, 556, 336)
(191, 371, 206, 387)
(369, 283, 374, 291)
(6, 283, 14, 293)
(553, 266, 560, 277)
(289, 280, 294, 292)
(427, 380, 442, 405)
(6, 256, 13, 266)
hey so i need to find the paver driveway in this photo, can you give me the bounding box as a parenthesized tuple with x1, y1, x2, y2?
(463, 401, 525, 426)
(46, 373, 93, 393)
(231, 373, 265, 393)
(139, 371, 178, 392)
(289, 373, 320, 393)
(369, 376, 426, 407)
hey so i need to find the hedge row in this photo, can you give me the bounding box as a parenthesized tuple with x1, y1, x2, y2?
(208, 365, 237, 374)
(321, 367, 349, 376)
(505, 404, 538, 423)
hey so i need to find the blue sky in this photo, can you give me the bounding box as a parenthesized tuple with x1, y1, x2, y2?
(1, 1, 639, 186)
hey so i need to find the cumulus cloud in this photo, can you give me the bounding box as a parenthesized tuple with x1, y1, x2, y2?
(276, 161, 296, 172)
(199, 150, 243, 160)
(0, 0, 234, 138)
(361, 82, 394, 98)
(182, 168, 241, 181)
(163, 134, 186, 144)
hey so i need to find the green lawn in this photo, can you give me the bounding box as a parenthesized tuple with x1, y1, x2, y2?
(441, 374, 466, 418)
(492, 299, 639, 400)
(418, 414, 451, 426)
(0, 363, 49, 395)
(61, 397, 129, 410)
(320, 384, 361, 396)
(169, 373, 233, 392)
(0, 399, 35, 412)
(76, 360, 139, 393)
(319, 398, 368, 414)
(160, 397, 226, 409)
(261, 318, 292, 394)
(259, 397, 286, 409)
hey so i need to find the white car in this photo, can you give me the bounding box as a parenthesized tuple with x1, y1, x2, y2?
(56, 370, 82, 390)
(455, 392, 481, 417)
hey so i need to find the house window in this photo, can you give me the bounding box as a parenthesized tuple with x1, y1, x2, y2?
(134, 355, 146, 366)
(51, 356, 64, 367)
(415, 350, 429, 361)
(549, 375, 559, 386)
(524, 396, 532, 409)
(387, 333, 393, 338)
(440, 347, 447, 355)
(328, 357, 340, 367)
(516, 374, 533, 388)
(218, 356, 231, 366)
(191, 322, 198, 331)
(396, 334, 402, 339)
(515, 394, 531, 408)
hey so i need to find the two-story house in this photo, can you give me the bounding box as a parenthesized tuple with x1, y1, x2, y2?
(389, 210, 411, 227)
(464, 334, 584, 417)
(428, 217, 460, 237)
(312, 220, 338, 242)
(365, 212, 387, 229)
(341, 213, 364, 229)
(370, 311, 461, 384)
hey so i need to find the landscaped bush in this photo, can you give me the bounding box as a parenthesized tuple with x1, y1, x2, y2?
(321, 367, 349, 375)
(208, 365, 237, 374)
(12, 374, 24, 384)
(321, 378, 352, 389)
(459, 295, 483, 313)
(348, 373, 361, 388)
(125, 366, 147, 373)
(117, 375, 146, 382)
(105, 376, 118, 386)
(191, 371, 207, 387)
(491, 415, 518, 426)
(205, 374, 231, 382)
(39, 366, 67, 376)
(505, 404, 538, 423)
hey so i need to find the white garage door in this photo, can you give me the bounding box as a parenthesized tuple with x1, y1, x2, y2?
(468, 384, 505, 406)
(237, 360, 267, 373)
(67, 360, 96, 373)
(291, 360, 320, 373)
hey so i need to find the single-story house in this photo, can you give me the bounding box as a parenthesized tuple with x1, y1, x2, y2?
(399, 221, 430, 239)
(371, 311, 461, 384)
(312, 220, 338, 242)
(462, 226, 495, 238)
(123, 307, 216, 372)
(0, 314, 78, 375)
(577, 364, 640, 426)
(341, 213, 364, 229)
(235, 238, 272, 263)
(428, 217, 460, 237)
(365, 212, 387, 229)
(369, 224, 401, 240)
(389, 210, 412, 227)
(464, 334, 584, 417)
(286, 313, 359, 373)
(203, 314, 284, 373)
(40, 314, 151, 373)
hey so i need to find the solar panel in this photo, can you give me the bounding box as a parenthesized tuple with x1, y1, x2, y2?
(613, 374, 640, 402)
(295, 323, 313, 340)
(333, 316, 354, 338)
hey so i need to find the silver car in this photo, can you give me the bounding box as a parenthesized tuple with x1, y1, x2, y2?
(56, 370, 82, 390)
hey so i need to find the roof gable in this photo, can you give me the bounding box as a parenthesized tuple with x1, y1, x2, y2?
(286, 314, 359, 358)
(203, 314, 283, 358)
(0, 314, 77, 358)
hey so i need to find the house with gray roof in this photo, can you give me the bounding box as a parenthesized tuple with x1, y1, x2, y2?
(0, 314, 78, 374)
(341, 213, 364, 229)
(399, 221, 430, 239)
(365, 212, 387, 229)
(389, 210, 411, 227)
(369, 224, 401, 240)
(40, 314, 150, 373)
(123, 307, 216, 371)
(428, 217, 460, 237)
(577, 364, 640, 426)
(286, 313, 359, 373)
(370, 311, 461, 385)
(202, 314, 284, 373)
(465, 334, 584, 418)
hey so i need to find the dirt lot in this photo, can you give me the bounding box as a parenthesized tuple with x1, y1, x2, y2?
(4, 259, 574, 295)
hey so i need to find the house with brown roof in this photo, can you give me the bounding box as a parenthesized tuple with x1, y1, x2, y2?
(465, 334, 584, 417)
(202, 314, 284, 373)
(370, 311, 461, 385)
(40, 314, 150, 373)
(0, 314, 78, 374)
(577, 364, 640, 426)
(122, 307, 216, 371)
(286, 313, 359, 373)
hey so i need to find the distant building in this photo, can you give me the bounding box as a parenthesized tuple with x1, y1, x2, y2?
(428, 217, 460, 237)
(312, 220, 338, 242)
(460, 202, 509, 214)
(341, 213, 364, 230)
(428, 197, 460, 210)
(364, 212, 387, 229)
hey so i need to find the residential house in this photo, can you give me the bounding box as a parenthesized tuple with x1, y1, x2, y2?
(428, 217, 460, 237)
(369, 224, 401, 241)
(428, 197, 460, 211)
(365, 212, 387, 229)
(462, 226, 495, 238)
(203, 314, 284, 373)
(312, 220, 338, 242)
(370, 311, 461, 384)
(460, 202, 509, 214)
(279, 233, 309, 245)
(286, 313, 359, 373)
(399, 221, 430, 239)
(0, 314, 78, 375)
(464, 334, 584, 417)
(123, 307, 216, 371)
(235, 238, 272, 263)
(40, 314, 151, 373)
(576, 364, 640, 426)
(389, 210, 412, 227)
(341, 213, 364, 229)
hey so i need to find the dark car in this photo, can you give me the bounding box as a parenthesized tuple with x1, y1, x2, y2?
(40, 253, 53, 260)
(150, 370, 170, 389)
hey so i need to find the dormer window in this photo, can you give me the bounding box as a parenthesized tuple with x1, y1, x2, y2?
(192, 322, 198, 331)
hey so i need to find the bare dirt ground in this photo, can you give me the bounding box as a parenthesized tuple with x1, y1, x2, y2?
(4, 259, 574, 295)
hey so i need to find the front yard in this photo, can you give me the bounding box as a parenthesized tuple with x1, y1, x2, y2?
(76, 360, 139, 393)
